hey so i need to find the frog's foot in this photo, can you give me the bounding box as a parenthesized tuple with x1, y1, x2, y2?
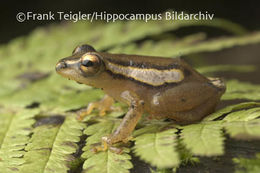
(91, 136, 124, 154)
(91, 141, 108, 153)
(77, 95, 115, 120)
(122, 136, 133, 143)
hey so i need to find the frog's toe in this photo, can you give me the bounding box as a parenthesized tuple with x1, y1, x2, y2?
(90, 137, 109, 153)
(122, 136, 133, 143)
(76, 108, 91, 121)
(109, 146, 123, 154)
(99, 108, 108, 116)
(91, 143, 123, 154)
(91, 137, 124, 154)
(91, 144, 108, 153)
(76, 114, 84, 121)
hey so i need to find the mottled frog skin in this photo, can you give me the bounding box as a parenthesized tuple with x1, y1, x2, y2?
(56, 44, 225, 149)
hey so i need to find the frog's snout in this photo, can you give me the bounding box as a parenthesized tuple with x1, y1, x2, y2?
(56, 61, 67, 72)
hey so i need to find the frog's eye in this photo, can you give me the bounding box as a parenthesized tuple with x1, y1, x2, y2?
(82, 59, 94, 67)
(72, 44, 96, 55)
(80, 53, 102, 76)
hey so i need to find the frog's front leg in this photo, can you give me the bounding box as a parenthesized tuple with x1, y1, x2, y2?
(106, 100, 144, 145)
(99, 91, 144, 151)
(77, 95, 115, 120)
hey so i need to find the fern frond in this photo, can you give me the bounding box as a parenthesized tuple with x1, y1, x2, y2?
(181, 122, 224, 156)
(223, 107, 260, 122)
(19, 115, 85, 173)
(82, 149, 132, 173)
(134, 128, 179, 168)
(81, 120, 133, 173)
(223, 80, 260, 101)
(233, 153, 260, 173)
(19, 123, 60, 173)
(0, 109, 38, 172)
(169, 31, 260, 57)
(110, 31, 260, 57)
(203, 102, 260, 121)
(225, 120, 260, 140)
(0, 111, 13, 147)
(43, 115, 85, 172)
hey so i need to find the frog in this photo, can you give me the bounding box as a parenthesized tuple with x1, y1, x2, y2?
(56, 44, 226, 151)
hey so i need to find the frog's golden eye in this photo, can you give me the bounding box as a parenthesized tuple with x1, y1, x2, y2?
(80, 53, 102, 76)
(82, 59, 94, 67)
(72, 44, 96, 55)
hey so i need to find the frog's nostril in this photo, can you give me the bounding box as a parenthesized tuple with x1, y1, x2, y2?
(56, 61, 67, 71)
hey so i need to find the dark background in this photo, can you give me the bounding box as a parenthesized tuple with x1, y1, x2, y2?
(1, 0, 260, 44)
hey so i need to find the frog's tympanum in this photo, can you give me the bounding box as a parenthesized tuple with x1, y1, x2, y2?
(56, 44, 225, 151)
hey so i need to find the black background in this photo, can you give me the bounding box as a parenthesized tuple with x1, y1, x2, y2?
(1, 0, 260, 44)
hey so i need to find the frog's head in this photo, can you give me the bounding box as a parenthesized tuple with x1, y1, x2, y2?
(56, 44, 105, 86)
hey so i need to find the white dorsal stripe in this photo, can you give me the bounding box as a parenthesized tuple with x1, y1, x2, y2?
(107, 62, 184, 86)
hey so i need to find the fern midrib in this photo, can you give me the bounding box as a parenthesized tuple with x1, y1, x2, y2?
(248, 108, 260, 120)
(42, 124, 61, 172)
(154, 132, 169, 164)
(0, 113, 15, 149)
(107, 151, 110, 173)
(198, 125, 209, 153)
(105, 121, 118, 173)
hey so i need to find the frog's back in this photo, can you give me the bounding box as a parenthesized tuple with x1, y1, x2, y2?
(100, 52, 200, 72)
(99, 52, 210, 86)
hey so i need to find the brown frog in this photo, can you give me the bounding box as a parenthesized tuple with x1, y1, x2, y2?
(56, 44, 225, 150)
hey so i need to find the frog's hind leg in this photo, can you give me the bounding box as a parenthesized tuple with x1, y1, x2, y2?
(77, 95, 115, 120)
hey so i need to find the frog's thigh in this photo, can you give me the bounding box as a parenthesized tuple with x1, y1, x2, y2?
(167, 95, 219, 123)
(157, 82, 218, 112)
